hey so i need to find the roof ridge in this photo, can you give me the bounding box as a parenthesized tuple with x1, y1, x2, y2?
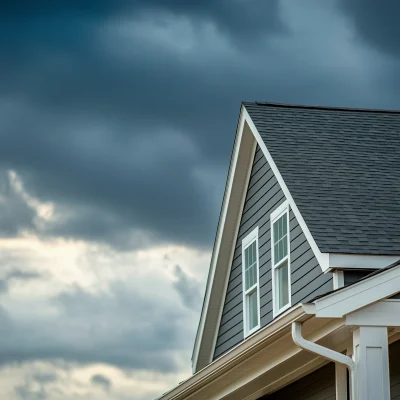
(243, 101, 400, 114)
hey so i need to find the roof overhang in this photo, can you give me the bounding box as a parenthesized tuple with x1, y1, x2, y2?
(327, 253, 400, 271)
(308, 261, 400, 318)
(159, 305, 349, 400)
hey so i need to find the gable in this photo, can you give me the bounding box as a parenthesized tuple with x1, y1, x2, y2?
(245, 102, 400, 256)
(193, 103, 397, 373)
(213, 146, 333, 360)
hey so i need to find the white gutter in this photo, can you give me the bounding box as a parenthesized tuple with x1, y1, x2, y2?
(292, 321, 356, 400)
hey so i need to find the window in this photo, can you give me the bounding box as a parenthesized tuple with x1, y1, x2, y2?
(271, 202, 291, 316)
(242, 227, 260, 337)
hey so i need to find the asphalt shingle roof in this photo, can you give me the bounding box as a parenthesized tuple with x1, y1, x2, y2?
(244, 102, 400, 255)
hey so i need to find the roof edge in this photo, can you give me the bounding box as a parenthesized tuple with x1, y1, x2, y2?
(243, 101, 400, 114)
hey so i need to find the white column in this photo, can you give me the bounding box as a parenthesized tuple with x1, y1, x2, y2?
(353, 326, 390, 400)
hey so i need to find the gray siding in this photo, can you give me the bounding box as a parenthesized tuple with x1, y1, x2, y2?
(213, 146, 333, 360)
(344, 270, 374, 286)
(259, 363, 335, 400)
(390, 339, 400, 398)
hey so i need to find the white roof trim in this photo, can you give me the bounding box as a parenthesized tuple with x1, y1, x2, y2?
(312, 262, 400, 318)
(243, 107, 330, 272)
(328, 253, 400, 270)
(192, 106, 256, 372)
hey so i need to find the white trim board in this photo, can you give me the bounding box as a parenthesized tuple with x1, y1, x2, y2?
(191, 106, 257, 372)
(328, 253, 400, 270)
(271, 201, 292, 317)
(346, 299, 400, 327)
(242, 227, 261, 338)
(311, 262, 400, 318)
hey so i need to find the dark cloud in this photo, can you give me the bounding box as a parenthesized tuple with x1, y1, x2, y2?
(0, 1, 399, 253)
(0, 282, 196, 373)
(172, 265, 202, 311)
(91, 373, 112, 391)
(338, 0, 400, 57)
(1, 0, 285, 43)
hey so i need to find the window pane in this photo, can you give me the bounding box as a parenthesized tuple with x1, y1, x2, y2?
(248, 290, 258, 331)
(246, 263, 256, 290)
(244, 241, 258, 290)
(282, 213, 287, 236)
(282, 237, 288, 258)
(274, 242, 279, 264)
(273, 220, 279, 242)
(276, 261, 289, 310)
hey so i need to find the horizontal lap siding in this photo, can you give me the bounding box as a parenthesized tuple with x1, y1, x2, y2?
(290, 208, 333, 304)
(213, 146, 333, 360)
(213, 146, 284, 359)
(259, 363, 335, 400)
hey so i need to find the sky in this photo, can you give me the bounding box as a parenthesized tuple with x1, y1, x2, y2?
(1, 1, 400, 399)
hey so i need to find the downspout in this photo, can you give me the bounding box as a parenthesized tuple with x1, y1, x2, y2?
(292, 321, 356, 400)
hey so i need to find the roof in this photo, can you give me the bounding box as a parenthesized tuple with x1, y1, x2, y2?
(244, 102, 400, 255)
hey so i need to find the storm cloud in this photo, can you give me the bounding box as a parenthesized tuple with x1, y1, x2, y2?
(1, 1, 399, 251)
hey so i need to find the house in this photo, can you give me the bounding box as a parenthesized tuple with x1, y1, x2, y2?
(157, 102, 400, 400)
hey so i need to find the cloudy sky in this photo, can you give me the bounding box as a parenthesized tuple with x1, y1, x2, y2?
(1, 1, 400, 399)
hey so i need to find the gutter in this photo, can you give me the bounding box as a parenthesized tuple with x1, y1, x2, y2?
(292, 321, 356, 399)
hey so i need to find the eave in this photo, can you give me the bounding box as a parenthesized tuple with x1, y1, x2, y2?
(159, 305, 349, 400)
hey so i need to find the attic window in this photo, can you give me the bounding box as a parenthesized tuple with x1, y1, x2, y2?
(271, 202, 291, 316)
(242, 227, 260, 337)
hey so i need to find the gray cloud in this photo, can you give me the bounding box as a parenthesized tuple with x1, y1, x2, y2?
(173, 265, 202, 311)
(0, 251, 45, 294)
(338, 0, 400, 57)
(1, 0, 285, 44)
(91, 373, 112, 391)
(32, 372, 58, 385)
(13, 371, 57, 400)
(2, 1, 399, 252)
(0, 170, 37, 238)
(0, 282, 196, 373)
(14, 384, 47, 400)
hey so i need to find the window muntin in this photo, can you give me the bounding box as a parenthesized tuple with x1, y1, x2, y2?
(271, 203, 291, 316)
(242, 227, 260, 337)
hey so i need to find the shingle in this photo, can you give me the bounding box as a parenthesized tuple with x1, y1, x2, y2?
(244, 102, 400, 255)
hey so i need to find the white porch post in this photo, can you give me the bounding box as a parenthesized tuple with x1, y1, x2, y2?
(335, 363, 347, 400)
(353, 326, 390, 400)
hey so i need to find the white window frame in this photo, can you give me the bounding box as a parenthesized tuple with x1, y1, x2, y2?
(241, 226, 261, 338)
(271, 201, 292, 317)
